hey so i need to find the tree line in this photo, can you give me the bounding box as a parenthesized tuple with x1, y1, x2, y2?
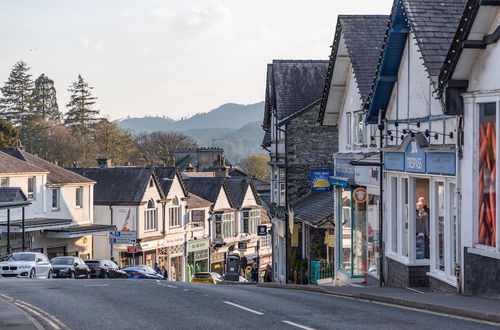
(0, 61, 198, 167)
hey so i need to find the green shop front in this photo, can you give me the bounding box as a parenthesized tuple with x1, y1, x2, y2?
(186, 238, 210, 281)
(331, 154, 381, 286)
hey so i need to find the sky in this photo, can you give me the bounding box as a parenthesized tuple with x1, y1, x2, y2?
(0, 0, 393, 120)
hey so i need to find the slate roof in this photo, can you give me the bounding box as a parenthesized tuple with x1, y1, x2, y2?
(271, 60, 329, 121)
(70, 167, 159, 204)
(1, 148, 93, 184)
(339, 15, 389, 102)
(0, 187, 29, 208)
(225, 177, 252, 209)
(183, 177, 228, 206)
(153, 166, 188, 197)
(402, 0, 468, 82)
(185, 193, 213, 209)
(0, 150, 47, 175)
(292, 192, 334, 226)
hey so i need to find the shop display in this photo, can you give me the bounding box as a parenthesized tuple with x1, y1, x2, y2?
(479, 104, 496, 247)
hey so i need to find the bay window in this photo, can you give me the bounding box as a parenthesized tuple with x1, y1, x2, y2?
(242, 210, 261, 234)
(214, 213, 235, 238)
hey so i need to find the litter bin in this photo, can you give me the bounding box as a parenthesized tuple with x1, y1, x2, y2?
(224, 255, 240, 281)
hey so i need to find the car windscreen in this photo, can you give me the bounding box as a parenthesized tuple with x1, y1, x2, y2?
(194, 273, 211, 279)
(6, 253, 35, 261)
(52, 258, 74, 265)
(85, 261, 102, 266)
(123, 266, 144, 271)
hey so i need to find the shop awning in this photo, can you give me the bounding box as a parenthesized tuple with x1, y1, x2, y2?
(292, 192, 334, 228)
(45, 223, 116, 238)
(0, 218, 73, 232)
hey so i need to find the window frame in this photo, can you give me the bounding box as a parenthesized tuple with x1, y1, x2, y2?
(474, 100, 500, 253)
(0, 177, 9, 187)
(353, 111, 365, 146)
(75, 186, 83, 208)
(51, 187, 60, 210)
(168, 197, 181, 228)
(346, 113, 352, 148)
(145, 199, 158, 231)
(27, 176, 36, 200)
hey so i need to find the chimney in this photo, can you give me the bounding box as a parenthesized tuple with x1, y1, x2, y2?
(96, 155, 112, 168)
(214, 154, 229, 178)
(160, 156, 175, 167)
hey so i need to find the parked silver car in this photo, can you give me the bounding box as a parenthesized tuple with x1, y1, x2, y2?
(0, 252, 53, 279)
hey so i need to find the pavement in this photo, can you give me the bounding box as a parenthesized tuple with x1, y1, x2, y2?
(0, 279, 499, 329)
(257, 282, 500, 324)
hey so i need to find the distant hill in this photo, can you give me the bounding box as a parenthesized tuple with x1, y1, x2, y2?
(116, 102, 264, 133)
(115, 102, 265, 162)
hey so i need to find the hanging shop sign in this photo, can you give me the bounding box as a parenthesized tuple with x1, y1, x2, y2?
(238, 242, 247, 251)
(187, 239, 209, 253)
(257, 225, 268, 236)
(310, 169, 333, 192)
(353, 187, 368, 203)
(354, 165, 380, 186)
(384, 137, 455, 176)
(335, 159, 355, 180)
(328, 178, 349, 188)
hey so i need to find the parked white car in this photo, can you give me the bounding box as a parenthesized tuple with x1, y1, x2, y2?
(0, 252, 53, 279)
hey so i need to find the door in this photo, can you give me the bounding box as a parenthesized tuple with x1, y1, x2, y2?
(35, 254, 51, 278)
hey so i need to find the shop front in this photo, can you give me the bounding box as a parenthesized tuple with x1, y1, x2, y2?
(331, 154, 372, 285)
(186, 238, 210, 281)
(210, 250, 226, 276)
(384, 135, 457, 291)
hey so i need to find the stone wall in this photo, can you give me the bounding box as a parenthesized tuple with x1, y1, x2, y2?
(286, 104, 338, 204)
(385, 257, 429, 288)
(429, 277, 457, 294)
(463, 248, 500, 299)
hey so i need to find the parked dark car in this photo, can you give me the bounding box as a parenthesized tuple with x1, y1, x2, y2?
(84, 259, 127, 278)
(51, 257, 90, 279)
(122, 265, 165, 280)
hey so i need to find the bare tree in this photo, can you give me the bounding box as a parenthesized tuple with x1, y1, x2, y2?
(134, 131, 198, 165)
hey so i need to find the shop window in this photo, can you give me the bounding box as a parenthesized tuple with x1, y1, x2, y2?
(415, 178, 430, 260)
(339, 188, 352, 273)
(402, 178, 409, 257)
(353, 192, 366, 277)
(145, 199, 157, 231)
(0, 177, 9, 187)
(27, 176, 36, 200)
(51, 188, 60, 210)
(367, 194, 380, 278)
(435, 182, 445, 271)
(478, 102, 497, 248)
(75, 186, 83, 208)
(390, 177, 398, 253)
(450, 182, 458, 274)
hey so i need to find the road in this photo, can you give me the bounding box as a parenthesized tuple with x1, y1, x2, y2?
(0, 279, 498, 330)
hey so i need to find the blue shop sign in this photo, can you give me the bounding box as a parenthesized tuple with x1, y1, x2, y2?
(384, 152, 405, 171)
(383, 137, 456, 176)
(328, 178, 349, 188)
(405, 139, 426, 173)
(427, 152, 456, 176)
(310, 169, 332, 192)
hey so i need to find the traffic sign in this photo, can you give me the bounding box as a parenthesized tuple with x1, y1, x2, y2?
(127, 245, 138, 253)
(109, 230, 137, 245)
(257, 225, 267, 236)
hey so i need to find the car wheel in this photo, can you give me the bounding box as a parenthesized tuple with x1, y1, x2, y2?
(86, 272, 90, 279)
(47, 270, 53, 279)
(69, 271, 75, 279)
(29, 268, 36, 279)
(103, 272, 109, 279)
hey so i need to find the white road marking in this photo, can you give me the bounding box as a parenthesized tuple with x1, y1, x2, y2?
(85, 284, 109, 287)
(282, 320, 316, 330)
(1, 294, 68, 329)
(406, 287, 424, 294)
(166, 284, 177, 288)
(223, 301, 264, 315)
(183, 289, 189, 291)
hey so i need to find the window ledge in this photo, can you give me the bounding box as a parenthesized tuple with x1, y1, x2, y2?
(144, 229, 157, 233)
(468, 247, 500, 260)
(426, 271, 457, 288)
(386, 253, 430, 267)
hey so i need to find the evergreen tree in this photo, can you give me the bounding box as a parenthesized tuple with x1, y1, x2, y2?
(0, 61, 34, 125)
(64, 74, 100, 135)
(0, 119, 19, 147)
(32, 74, 61, 121)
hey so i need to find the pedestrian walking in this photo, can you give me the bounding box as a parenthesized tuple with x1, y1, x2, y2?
(251, 262, 259, 283)
(161, 265, 168, 280)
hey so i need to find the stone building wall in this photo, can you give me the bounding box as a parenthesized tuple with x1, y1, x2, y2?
(286, 104, 338, 204)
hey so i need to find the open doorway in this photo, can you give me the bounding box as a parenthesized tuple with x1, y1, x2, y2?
(415, 178, 430, 260)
